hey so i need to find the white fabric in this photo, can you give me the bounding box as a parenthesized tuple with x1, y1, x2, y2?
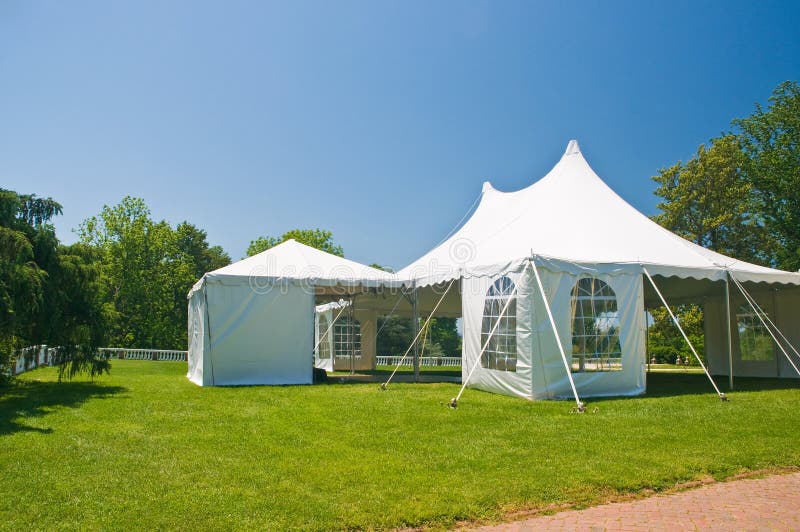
(399, 140, 800, 287)
(191, 239, 399, 295)
(461, 262, 645, 400)
(203, 278, 313, 385)
(187, 240, 399, 386)
(314, 302, 349, 372)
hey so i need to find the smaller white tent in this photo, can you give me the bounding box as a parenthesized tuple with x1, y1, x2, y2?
(187, 240, 397, 386)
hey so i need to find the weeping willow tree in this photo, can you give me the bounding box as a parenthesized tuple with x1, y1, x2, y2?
(0, 189, 110, 384)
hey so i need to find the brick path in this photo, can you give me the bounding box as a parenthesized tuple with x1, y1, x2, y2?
(473, 471, 800, 531)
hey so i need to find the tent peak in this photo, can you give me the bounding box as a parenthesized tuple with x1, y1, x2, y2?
(564, 139, 581, 156)
(481, 181, 495, 193)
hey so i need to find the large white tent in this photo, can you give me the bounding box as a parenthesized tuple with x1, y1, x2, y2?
(187, 239, 397, 386)
(187, 141, 800, 399)
(399, 140, 800, 401)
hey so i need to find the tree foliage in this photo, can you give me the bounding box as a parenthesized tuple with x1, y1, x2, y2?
(0, 190, 108, 382)
(79, 197, 229, 350)
(247, 228, 344, 257)
(733, 81, 800, 271)
(647, 305, 704, 365)
(650, 81, 800, 361)
(652, 135, 771, 264)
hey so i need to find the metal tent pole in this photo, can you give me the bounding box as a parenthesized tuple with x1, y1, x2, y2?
(725, 273, 734, 390)
(412, 289, 420, 383)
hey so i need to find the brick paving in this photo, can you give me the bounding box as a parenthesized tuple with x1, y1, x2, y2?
(473, 471, 800, 531)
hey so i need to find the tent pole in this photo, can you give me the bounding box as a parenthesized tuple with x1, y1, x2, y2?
(530, 258, 584, 411)
(382, 279, 455, 390)
(349, 298, 355, 375)
(412, 289, 420, 383)
(645, 305, 650, 373)
(643, 267, 727, 400)
(725, 273, 734, 390)
(450, 264, 526, 408)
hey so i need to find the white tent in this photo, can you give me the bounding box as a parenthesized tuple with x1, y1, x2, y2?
(187, 239, 397, 386)
(400, 140, 800, 401)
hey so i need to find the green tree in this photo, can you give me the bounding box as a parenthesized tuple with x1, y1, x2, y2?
(79, 197, 198, 349)
(0, 190, 109, 382)
(647, 305, 705, 365)
(428, 317, 461, 357)
(0, 190, 60, 376)
(376, 315, 413, 357)
(247, 229, 344, 257)
(733, 81, 800, 270)
(175, 222, 231, 278)
(652, 135, 770, 265)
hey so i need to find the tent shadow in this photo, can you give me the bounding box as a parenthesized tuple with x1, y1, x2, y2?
(641, 372, 799, 399)
(0, 380, 127, 436)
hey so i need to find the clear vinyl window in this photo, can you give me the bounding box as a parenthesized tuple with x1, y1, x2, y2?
(317, 314, 331, 360)
(334, 316, 361, 360)
(736, 306, 774, 361)
(570, 277, 622, 372)
(481, 276, 517, 372)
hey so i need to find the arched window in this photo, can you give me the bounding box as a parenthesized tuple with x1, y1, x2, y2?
(481, 276, 517, 372)
(736, 305, 773, 361)
(317, 313, 332, 361)
(334, 316, 361, 360)
(570, 277, 621, 372)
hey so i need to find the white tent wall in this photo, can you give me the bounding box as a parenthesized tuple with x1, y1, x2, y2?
(187, 283, 210, 385)
(776, 287, 800, 377)
(196, 278, 314, 386)
(462, 270, 533, 400)
(530, 264, 646, 399)
(461, 261, 646, 401)
(705, 283, 800, 379)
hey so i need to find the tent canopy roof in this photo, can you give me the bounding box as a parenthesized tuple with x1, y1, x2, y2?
(191, 239, 399, 295)
(400, 140, 800, 287)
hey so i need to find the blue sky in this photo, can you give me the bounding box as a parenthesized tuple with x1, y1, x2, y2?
(2, 1, 799, 269)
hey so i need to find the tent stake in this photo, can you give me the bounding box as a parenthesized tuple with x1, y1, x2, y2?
(643, 267, 727, 401)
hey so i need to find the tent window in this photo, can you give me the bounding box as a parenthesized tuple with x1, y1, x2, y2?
(736, 305, 774, 361)
(570, 277, 622, 372)
(317, 314, 332, 360)
(334, 317, 361, 360)
(481, 276, 517, 372)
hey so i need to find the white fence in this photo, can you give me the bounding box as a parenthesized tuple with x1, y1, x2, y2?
(99, 348, 188, 362)
(376, 356, 462, 367)
(9, 345, 188, 377)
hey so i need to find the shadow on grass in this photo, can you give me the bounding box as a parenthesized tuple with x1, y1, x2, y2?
(644, 372, 799, 398)
(0, 380, 127, 436)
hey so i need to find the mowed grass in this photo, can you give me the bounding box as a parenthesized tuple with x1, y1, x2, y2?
(1, 361, 799, 530)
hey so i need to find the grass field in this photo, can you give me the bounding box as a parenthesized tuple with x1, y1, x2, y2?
(2, 361, 799, 530)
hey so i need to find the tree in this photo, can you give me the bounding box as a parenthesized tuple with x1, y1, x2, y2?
(247, 229, 344, 257)
(428, 317, 461, 357)
(79, 198, 230, 350)
(79, 197, 198, 349)
(0, 190, 109, 382)
(0, 190, 60, 378)
(175, 222, 231, 278)
(652, 135, 771, 265)
(376, 315, 413, 357)
(733, 81, 800, 270)
(647, 305, 704, 365)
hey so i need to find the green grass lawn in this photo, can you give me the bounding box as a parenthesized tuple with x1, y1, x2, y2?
(2, 361, 799, 530)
